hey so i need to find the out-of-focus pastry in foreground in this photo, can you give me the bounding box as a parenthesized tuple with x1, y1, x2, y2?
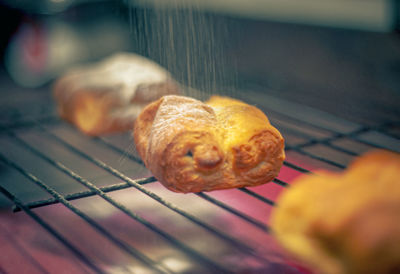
(53, 52, 180, 136)
(270, 150, 400, 274)
(133, 95, 285, 193)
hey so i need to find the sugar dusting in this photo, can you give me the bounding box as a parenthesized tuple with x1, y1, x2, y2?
(148, 95, 217, 158)
(127, 1, 238, 100)
(55, 52, 174, 103)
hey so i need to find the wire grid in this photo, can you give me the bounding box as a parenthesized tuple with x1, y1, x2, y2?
(0, 95, 399, 274)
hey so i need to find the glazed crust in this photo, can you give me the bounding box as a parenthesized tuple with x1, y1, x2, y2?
(53, 53, 180, 136)
(133, 95, 285, 193)
(270, 150, 400, 274)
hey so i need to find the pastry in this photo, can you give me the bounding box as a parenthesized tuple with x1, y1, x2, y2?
(133, 95, 285, 193)
(270, 150, 400, 274)
(53, 52, 180, 136)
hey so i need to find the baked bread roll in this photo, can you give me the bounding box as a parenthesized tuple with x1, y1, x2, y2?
(270, 150, 400, 274)
(133, 95, 285, 193)
(53, 53, 180, 136)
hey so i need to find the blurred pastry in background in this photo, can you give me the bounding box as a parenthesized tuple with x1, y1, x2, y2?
(270, 150, 400, 274)
(53, 52, 180, 136)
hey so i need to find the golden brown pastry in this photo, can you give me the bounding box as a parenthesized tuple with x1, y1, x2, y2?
(133, 95, 285, 193)
(53, 53, 180, 136)
(270, 150, 400, 274)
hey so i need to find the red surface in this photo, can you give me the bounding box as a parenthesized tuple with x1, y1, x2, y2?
(0, 210, 92, 274)
(0, 157, 317, 273)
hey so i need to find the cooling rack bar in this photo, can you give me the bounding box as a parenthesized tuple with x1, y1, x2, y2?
(260, 100, 400, 154)
(238, 188, 275, 206)
(0, 147, 173, 274)
(259, 95, 400, 141)
(257, 101, 358, 135)
(365, 121, 400, 139)
(277, 126, 360, 157)
(0, 155, 108, 274)
(33, 124, 275, 263)
(292, 147, 347, 169)
(9, 133, 228, 273)
(283, 161, 310, 173)
(285, 127, 368, 151)
(0, 116, 59, 133)
(13, 178, 157, 212)
(350, 136, 396, 151)
(273, 178, 289, 187)
(273, 124, 317, 142)
(196, 193, 270, 232)
(286, 121, 399, 153)
(322, 142, 359, 156)
(339, 121, 400, 151)
(284, 122, 400, 170)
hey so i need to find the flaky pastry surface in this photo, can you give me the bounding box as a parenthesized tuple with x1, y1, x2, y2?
(133, 95, 285, 193)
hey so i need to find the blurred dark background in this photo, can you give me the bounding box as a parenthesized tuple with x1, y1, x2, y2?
(0, 0, 399, 127)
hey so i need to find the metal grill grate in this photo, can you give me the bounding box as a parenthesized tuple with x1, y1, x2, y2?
(0, 91, 399, 274)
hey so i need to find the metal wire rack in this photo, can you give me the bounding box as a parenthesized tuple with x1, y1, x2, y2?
(0, 90, 399, 274)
